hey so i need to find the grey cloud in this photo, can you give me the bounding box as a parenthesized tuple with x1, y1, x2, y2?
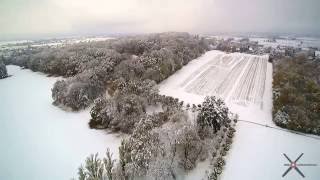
(0, 0, 319, 40)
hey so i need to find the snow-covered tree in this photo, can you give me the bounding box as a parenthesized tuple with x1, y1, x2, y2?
(119, 116, 159, 177)
(274, 109, 290, 126)
(0, 59, 8, 79)
(104, 149, 116, 180)
(77, 148, 116, 180)
(89, 97, 117, 129)
(197, 96, 230, 139)
(78, 153, 104, 180)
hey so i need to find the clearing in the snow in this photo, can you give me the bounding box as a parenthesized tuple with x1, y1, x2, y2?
(163, 50, 268, 108)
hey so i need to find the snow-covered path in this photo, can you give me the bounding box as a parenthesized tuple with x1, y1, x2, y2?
(159, 50, 320, 180)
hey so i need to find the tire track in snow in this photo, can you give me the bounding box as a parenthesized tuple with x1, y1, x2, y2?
(237, 119, 320, 141)
(179, 54, 223, 88)
(180, 52, 268, 107)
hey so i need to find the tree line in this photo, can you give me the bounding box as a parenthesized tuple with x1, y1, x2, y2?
(6, 32, 208, 110)
(77, 96, 238, 180)
(0, 58, 8, 79)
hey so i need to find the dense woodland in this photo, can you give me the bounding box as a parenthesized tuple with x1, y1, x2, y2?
(6, 32, 208, 110)
(77, 96, 237, 180)
(273, 55, 320, 135)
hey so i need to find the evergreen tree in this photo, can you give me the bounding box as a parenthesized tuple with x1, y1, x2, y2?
(197, 96, 229, 139)
(0, 59, 8, 79)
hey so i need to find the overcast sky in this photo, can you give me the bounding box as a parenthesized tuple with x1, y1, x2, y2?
(0, 0, 319, 40)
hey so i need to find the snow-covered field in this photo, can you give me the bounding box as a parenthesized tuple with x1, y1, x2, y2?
(250, 37, 320, 49)
(180, 51, 268, 107)
(159, 50, 320, 180)
(30, 37, 115, 47)
(160, 51, 268, 107)
(0, 37, 114, 50)
(210, 35, 320, 49)
(0, 66, 121, 180)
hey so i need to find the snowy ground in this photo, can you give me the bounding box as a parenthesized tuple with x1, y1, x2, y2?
(0, 37, 114, 50)
(159, 50, 320, 180)
(0, 66, 122, 180)
(249, 37, 320, 49)
(210, 35, 320, 49)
